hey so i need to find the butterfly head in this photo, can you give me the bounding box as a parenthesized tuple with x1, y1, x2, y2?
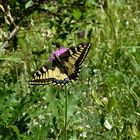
(49, 47, 68, 61)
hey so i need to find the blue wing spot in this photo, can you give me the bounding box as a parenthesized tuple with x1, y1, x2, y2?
(64, 78, 70, 84)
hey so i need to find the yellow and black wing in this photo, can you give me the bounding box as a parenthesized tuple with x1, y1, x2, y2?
(29, 43, 91, 86)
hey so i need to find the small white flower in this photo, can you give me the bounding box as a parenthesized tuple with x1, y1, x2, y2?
(80, 131, 87, 138)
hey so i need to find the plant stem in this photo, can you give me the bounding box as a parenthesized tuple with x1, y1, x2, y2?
(64, 87, 68, 140)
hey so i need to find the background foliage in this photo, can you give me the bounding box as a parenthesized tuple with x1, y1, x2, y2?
(0, 0, 140, 139)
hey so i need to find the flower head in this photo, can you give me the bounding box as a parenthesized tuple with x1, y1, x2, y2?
(78, 31, 85, 38)
(49, 47, 68, 61)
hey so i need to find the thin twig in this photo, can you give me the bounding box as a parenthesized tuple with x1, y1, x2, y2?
(1, 25, 19, 52)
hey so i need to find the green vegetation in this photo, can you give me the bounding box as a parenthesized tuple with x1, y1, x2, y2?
(0, 0, 140, 139)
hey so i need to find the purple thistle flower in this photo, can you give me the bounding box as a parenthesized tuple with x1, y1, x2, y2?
(49, 47, 68, 61)
(78, 31, 85, 38)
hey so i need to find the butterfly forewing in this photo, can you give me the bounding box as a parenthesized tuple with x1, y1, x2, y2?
(61, 43, 91, 80)
(29, 43, 91, 86)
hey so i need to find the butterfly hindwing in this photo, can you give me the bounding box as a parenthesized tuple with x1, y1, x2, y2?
(29, 61, 69, 85)
(29, 43, 91, 86)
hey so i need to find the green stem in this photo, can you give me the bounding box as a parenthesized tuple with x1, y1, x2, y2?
(64, 87, 68, 140)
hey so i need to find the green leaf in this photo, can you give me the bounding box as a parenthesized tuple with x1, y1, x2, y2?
(25, 0, 34, 9)
(104, 119, 112, 130)
(61, 0, 68, 4)
(107, 97, 117, 112)
(46, 88, 59, 118)
(72, 8, 82, 20)
(11, 125, 20, 139)
(91, 91, 104, 106)
(67, 94, 78, 120)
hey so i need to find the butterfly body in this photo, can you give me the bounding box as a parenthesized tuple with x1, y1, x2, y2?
(29, 43, 91, 86)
